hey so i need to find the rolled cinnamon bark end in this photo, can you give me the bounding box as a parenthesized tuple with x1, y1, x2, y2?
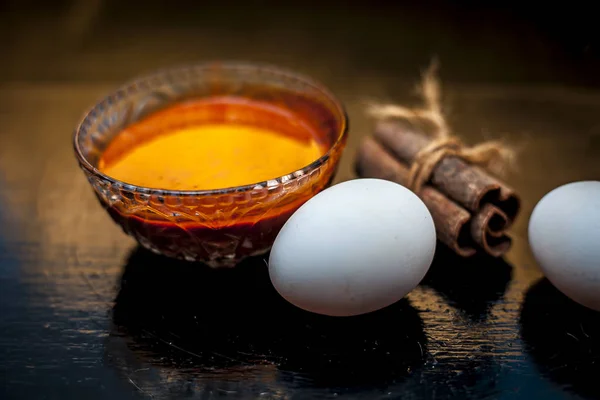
(485, 235, 513, 258)
(496, 187, 520, 227)
(356, 137, 476, 257)
(373, 120, 521, 224)
(470, 204, 513, 257)
(478, 204, 509, 237)
(486, 216, 508, 238)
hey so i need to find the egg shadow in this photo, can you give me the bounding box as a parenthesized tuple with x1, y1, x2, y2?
(107, 246, 427, 395)
(520, 278, 600, 400)
(420, 244, 513, 322)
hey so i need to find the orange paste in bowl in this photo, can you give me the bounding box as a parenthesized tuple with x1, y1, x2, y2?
(98, 97, 327, 190)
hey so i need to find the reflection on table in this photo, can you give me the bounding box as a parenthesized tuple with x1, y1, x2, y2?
(105, 247, 427, 398)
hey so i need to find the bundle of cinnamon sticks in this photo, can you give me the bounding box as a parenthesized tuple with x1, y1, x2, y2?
(356, 119, 520, 257)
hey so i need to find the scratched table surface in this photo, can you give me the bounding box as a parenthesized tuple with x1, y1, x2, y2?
(1, 2, 600, 399)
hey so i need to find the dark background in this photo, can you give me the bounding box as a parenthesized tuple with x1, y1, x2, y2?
(1, 1, 600, 399)
(1, 0, 600, 86)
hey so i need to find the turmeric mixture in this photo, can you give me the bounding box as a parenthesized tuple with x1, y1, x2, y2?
(98, 98, 326, 190)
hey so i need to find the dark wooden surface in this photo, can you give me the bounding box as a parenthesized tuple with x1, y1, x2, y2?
(1, 2, 600, 399)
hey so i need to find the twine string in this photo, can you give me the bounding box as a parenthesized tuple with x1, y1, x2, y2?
(367, 61, 513, 194)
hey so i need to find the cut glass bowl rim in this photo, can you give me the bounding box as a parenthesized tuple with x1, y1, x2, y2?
(73, 61, 349, 198)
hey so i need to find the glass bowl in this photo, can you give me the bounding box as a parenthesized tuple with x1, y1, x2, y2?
(73, 62, 348, 268)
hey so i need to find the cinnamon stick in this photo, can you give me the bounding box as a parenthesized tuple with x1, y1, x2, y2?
(357, 136, 512, 257)
(470, 204, 512, 257)
(373, 120, 521, 225)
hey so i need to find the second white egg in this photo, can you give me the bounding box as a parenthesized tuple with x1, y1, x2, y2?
(268, 178, 437, 317)
(528, 180, 600, 311)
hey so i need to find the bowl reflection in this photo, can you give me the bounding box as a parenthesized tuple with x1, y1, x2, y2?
(520, 278, 600, 400)
(105, 247, 427, 397)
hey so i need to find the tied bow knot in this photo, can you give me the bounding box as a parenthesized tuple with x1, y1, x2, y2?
(367, 61, 513, 194)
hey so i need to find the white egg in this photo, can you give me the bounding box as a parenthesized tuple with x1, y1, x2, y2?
(268, 178, 436, 317)
(528, 181, 600, 311)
